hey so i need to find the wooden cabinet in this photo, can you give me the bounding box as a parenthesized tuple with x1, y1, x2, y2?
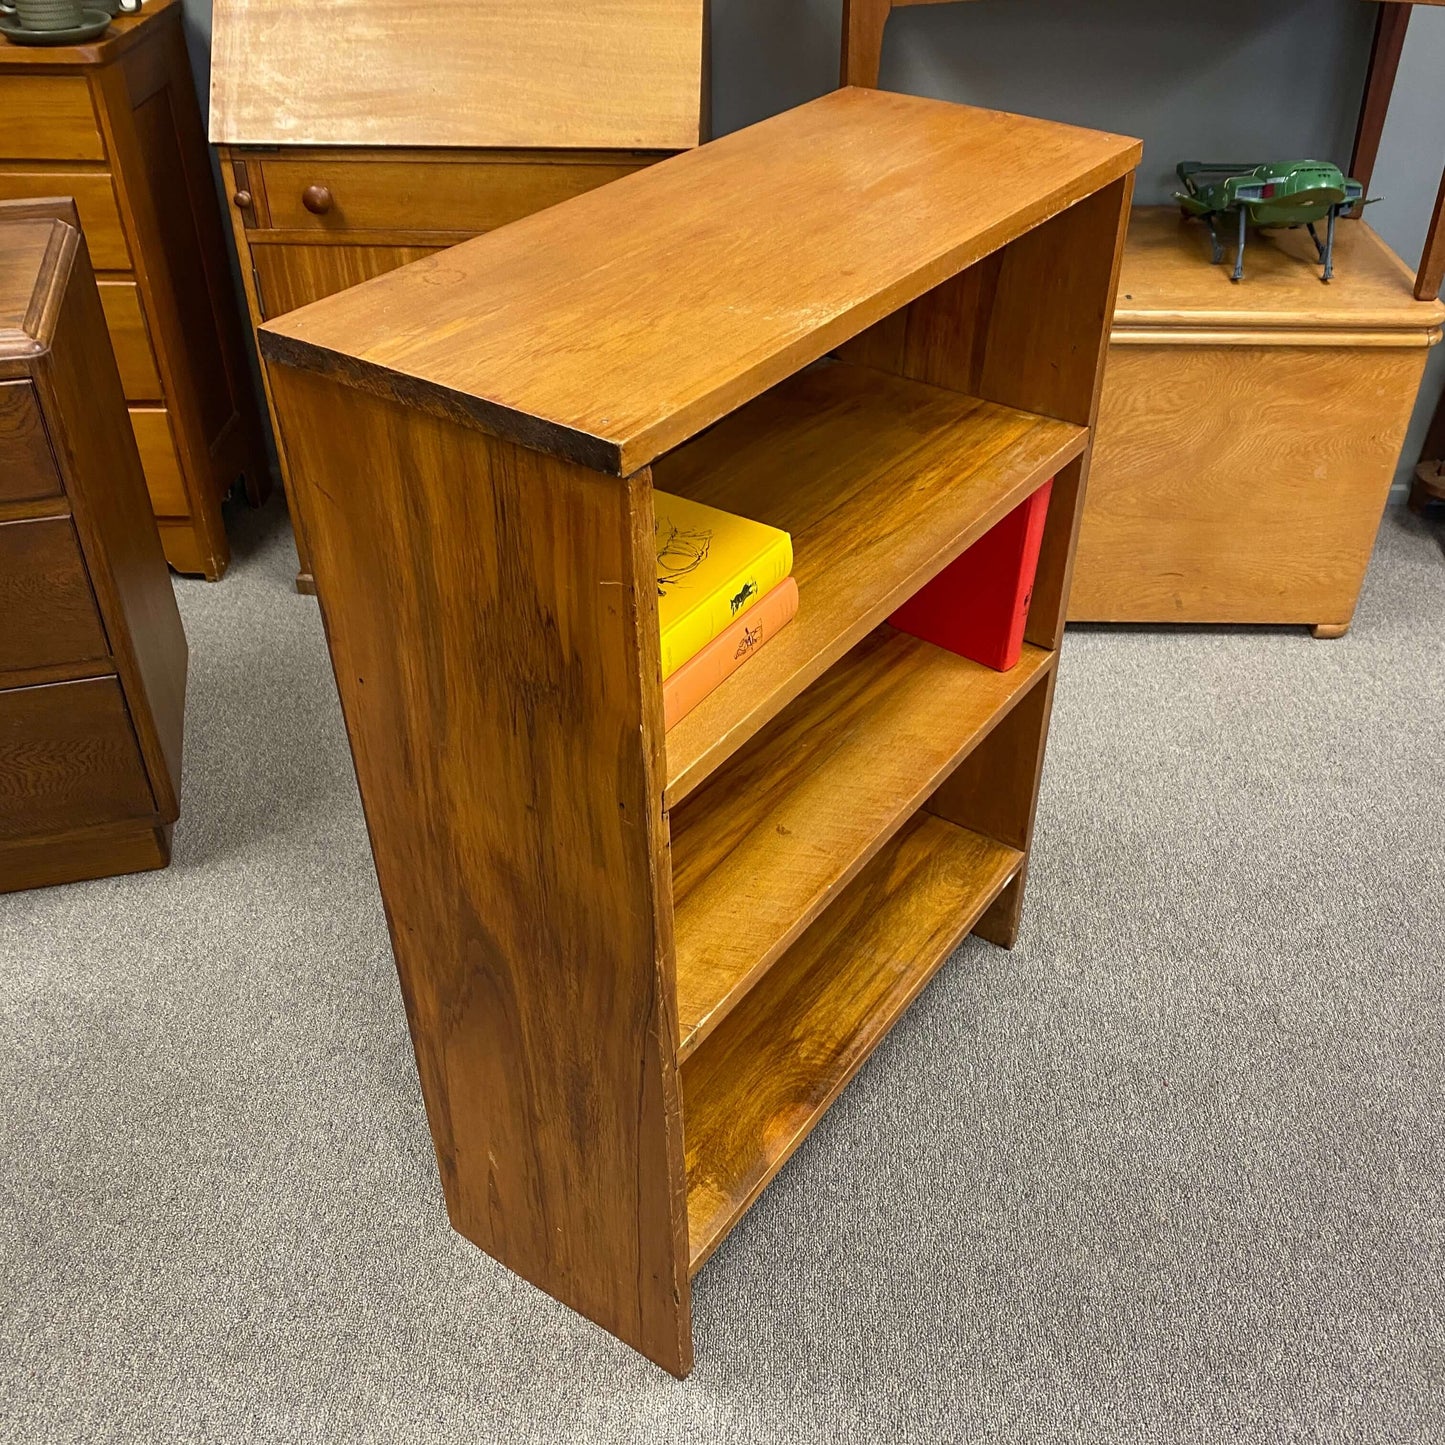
(0, 0, 265, 580)
(1071, 209, 1445, 635)
(0, 202, 187, 891)
(209, 0, 706, 592)
(259, 88, 1137, 1374)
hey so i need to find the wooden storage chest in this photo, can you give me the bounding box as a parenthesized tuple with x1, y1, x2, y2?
(1072, 208, 1445, 636)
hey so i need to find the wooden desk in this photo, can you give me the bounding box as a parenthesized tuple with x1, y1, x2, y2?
(209, 0, 707, 592)
(258, 87, 1137, 1373)
(0, 201, 186, 890)
(0, 0, 264, 578)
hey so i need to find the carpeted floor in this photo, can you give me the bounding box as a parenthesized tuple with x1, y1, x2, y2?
(2, 499, 1442, 1444)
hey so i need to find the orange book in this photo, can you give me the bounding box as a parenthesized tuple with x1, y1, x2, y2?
(663, 576, 799, 728)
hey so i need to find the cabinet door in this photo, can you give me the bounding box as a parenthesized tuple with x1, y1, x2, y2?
(251, 243, 441, 321)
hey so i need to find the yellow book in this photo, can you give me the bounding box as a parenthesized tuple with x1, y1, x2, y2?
(654, 491, 793, 679)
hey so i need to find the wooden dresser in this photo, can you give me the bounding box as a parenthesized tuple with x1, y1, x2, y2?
(1, 0, 264, 580)
(0, 202, 186, 892)
(210, 0, 707, 592)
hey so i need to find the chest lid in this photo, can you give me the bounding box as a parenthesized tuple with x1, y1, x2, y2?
(1115, 207, 1445, 340)
(209, 0, 706, 151)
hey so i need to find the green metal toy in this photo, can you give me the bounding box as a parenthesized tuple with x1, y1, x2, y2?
(1174, 160, 1367, 284)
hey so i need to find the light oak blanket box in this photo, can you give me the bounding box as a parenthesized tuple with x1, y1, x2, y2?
(1071, 207, 1444, 637)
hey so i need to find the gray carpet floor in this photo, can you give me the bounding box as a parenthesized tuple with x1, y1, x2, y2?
(2, 499, 1442, 1444)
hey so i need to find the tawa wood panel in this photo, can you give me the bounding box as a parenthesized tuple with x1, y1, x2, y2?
(0, 205, 186, 891)
(1072, 209, 1444, 633)
(258, 89, 1137, 1374)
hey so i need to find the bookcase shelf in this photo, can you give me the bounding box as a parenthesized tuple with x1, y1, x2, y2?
(683, 811, 1024, 1273)
(656, 360, 1086, 805)
(258, 87, 1138, 1376)
(670, 626, 1053, 1060)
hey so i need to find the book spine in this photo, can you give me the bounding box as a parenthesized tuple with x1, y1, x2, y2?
(663, 577, 799, 728)
(659, 533, 794, 678)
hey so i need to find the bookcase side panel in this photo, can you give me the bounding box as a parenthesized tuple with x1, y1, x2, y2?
(262, 364, 692, 1374)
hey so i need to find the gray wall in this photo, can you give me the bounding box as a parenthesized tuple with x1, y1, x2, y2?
(183, 0, 1445, 484)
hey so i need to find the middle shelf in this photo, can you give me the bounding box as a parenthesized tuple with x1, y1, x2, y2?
(669, 623, 1053, 1060)
(655, 358, 1085, 807)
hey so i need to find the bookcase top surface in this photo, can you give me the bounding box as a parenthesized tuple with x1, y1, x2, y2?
(260, 88, 1140, 474)
(208, 0, 705, 149)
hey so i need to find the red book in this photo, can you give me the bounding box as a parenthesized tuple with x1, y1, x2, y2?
(663, 576, 798, 728)
(889, 479, 1053, 671)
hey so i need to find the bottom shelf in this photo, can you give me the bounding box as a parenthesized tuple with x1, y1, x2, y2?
(682, 810, 1023, 1274)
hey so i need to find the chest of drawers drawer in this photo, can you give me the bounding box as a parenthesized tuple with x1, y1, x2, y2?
(0, 382, 62, 505)
(0, 516, 111, 678)
(0, 76, 105, 163)
(0, 170, 131, 271)
(250, 151, 654, 236)
(0, 676, 154, 840)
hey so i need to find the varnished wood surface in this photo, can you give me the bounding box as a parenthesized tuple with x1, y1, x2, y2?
(0, 677, 154, 839)
(0, 221, 57, 345)
(98, 280, 162, 400)
(0, 816, 170, 894)
(655, 360, 1084, 805)
(255, 153, 656, 237)
(129, 408, 188, 517)
(259, 89, 1140, 474)
(209, 0, 705, 150)
(670, 627, 1052, 1058)
(0, 172, 131, 273)
(0, 77, 104, 161)
(0, 517, 109, 676)
(1072, 341, 1428, 627)
(683, 811, 1022, 1273)
(263, 363, 692, 1374)
(251, 243, 441, 323)
(1114, 208, 1445, 335)
(18, 205, 187, 821)
(0, 0, 163, 66)
(0, 382, 61, 501)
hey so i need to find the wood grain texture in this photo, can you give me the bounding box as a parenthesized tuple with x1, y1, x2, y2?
(0, 171, 130, 272)
(1072, 341, 1429, 626)
(0, 77, 104, 162)
(255, 152, 656, 236)
(670, 627, 1052, 1059)
(258, 89, 1140, 474)
(0, 517, 109, 676)
(1415, 164, 1445, 302)
(683, 811, 1022, 1273)
(262, 361, 692, 1375)
(0, 816, 170, 894)
(0, 382, 62, 502)
(251, 243, 441, 323)
(925, 666, 1057, 948)
(129, 408, 188, 517)
(1113, 209, 1445, 336)
(653, 360, 1083, 804)
(209, 0, 705, 150)
(25, 209, 187, 819)
(98, 280, 162, 400)
(0, 676, 154, 839)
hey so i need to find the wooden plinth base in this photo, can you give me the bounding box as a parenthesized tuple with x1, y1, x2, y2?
(0, 820, 173, 894)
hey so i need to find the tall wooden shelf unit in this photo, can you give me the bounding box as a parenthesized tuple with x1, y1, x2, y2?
(258, 88, 1138, 1376)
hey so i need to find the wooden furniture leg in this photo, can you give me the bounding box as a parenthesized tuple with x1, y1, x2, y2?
(1350, 2, 1413, 210)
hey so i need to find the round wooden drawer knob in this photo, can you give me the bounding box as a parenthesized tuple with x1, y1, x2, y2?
(302, 185, 334, 216)
(232, 190, 253, 210)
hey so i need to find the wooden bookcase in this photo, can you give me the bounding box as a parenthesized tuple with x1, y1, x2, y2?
(256, 88, 1138, 1376)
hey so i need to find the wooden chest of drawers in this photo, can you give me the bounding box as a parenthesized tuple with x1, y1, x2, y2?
(0, 0, 264, 579)
(1, 201, 187, 891)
